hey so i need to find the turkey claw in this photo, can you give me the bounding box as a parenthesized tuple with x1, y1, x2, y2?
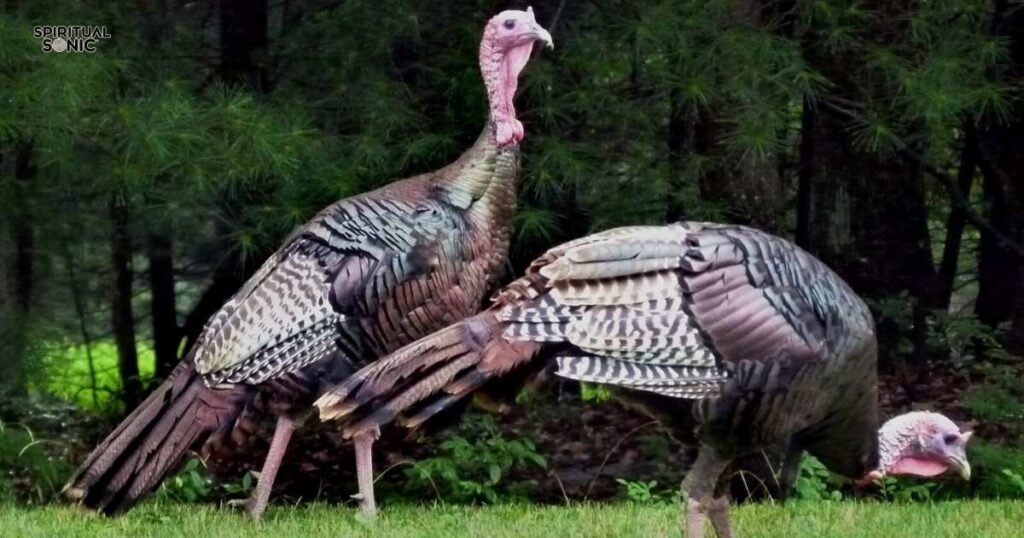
(225, 498, 251, 510)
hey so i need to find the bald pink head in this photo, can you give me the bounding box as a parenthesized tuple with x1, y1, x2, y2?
(479, 7, 553, 147)
(868, 411, 973, 482)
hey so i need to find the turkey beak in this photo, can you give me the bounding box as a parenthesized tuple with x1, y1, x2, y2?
(947, 433, 972, 481)
(949, 455, 971, 481)
(527, 24, 554, 50)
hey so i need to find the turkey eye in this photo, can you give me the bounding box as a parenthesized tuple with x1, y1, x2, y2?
(503, 19, 515, 30)
(944, 434, 959, 445)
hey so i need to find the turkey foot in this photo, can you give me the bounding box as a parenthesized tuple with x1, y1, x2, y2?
(352, 427, 381, 517)
(228, 414, 300, 521)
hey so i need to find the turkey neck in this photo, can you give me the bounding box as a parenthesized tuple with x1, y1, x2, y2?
(430, 13, 534, 253)
(435, 128, 520, 272)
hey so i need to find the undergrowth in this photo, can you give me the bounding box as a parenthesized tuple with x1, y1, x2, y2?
(402, 414, 547, 504)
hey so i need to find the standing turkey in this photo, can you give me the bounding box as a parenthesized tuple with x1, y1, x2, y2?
(64, 8, 552, 520)
(318, 222, 972, 536)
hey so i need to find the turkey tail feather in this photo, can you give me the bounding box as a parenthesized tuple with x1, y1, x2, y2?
(315, 312, 539, 437)
(64, 361, 253, 515)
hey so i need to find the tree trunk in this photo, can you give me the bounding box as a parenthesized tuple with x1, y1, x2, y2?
(110, 195, 143, 410)
(975, 160, 1014, 315)
(974, 0, 1024, 354)
(934, 126, 978, 312)
(694, 108, 786, 233)
(665, 88, 691, 222)
(1, 140, 36, 396)
(220, 0, 269, 91)
(795, 97, 815, 249)
(148, 232, 179, 379)
(62, 239, 99, 408)
(9, 141, 33, 313)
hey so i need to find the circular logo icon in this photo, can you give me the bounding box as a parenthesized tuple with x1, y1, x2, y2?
(51, 37, 67, 53)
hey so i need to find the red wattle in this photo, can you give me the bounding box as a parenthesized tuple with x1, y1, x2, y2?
(889, 456, 949, 477)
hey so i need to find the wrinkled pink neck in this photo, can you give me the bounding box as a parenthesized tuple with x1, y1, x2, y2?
(480, 29, 524, 147)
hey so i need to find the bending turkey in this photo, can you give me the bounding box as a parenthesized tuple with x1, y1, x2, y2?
(318, 222, 972, 536)
(64, 8, 552, 520)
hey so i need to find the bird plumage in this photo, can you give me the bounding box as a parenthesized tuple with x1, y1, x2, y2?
(318, 222, 881, 534)
(66, 80, 522, 520)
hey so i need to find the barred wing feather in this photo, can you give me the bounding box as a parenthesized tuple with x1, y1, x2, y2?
(503, 222, 846, 399)
(193, 195, 467, 385)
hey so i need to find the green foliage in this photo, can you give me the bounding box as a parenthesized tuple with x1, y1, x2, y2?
(866, 294, 915, 359)
(404, 415, 546, 504)
(221, 472, 254, 499)
(794, 455, 842, 501)
(962, 384, 1024, 424)
(1000, 469, 1024, 496)
(615, 478, 672, 503)
(157, 458, 214, 503)
(929, 312, 1012, 367)
(579, 383, 614, 403)
(877, 476, 937, 503)
(0, 421, 74, 504)
(965, 440, 1024, 499)
(39, 340, 156, 414)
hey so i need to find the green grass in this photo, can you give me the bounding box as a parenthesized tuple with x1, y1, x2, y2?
(1, 500, 1021, 537)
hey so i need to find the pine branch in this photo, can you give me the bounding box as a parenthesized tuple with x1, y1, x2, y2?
(819, 99, 1024, 258)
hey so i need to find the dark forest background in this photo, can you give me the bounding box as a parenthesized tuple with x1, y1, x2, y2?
(1, 0, 1023, 507)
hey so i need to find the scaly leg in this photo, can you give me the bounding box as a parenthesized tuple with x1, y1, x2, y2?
(685, 497, 708, 538)
(778, 444, 803, 500)
(353, 427, 381, 516)
(706, 495, 734, 538)
(681, 446, 731, 538)
(242, 415, 300, 521)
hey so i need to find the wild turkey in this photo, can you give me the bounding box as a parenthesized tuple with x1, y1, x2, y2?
(317, 222, 972, 536)
(64, 8, 553, 520)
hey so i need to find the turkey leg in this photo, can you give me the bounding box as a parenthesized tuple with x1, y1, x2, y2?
(353, 427, 381, 516)
(778, 444, 803, 500)
(706, 495, 734, 538)
(239, 414, 301, 520)
(681, 447, 732, 538)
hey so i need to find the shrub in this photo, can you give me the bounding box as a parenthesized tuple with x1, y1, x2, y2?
(794, 455, 842, 501)
(964, 440, 1024, 499)
(961, 384, 1023, 424)
(877, 476, 936, 502)
(157, 457, 215, 503)
(404, 414, 546, 504)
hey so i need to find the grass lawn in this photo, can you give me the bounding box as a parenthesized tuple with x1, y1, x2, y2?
(0, 500, 1021, 537)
